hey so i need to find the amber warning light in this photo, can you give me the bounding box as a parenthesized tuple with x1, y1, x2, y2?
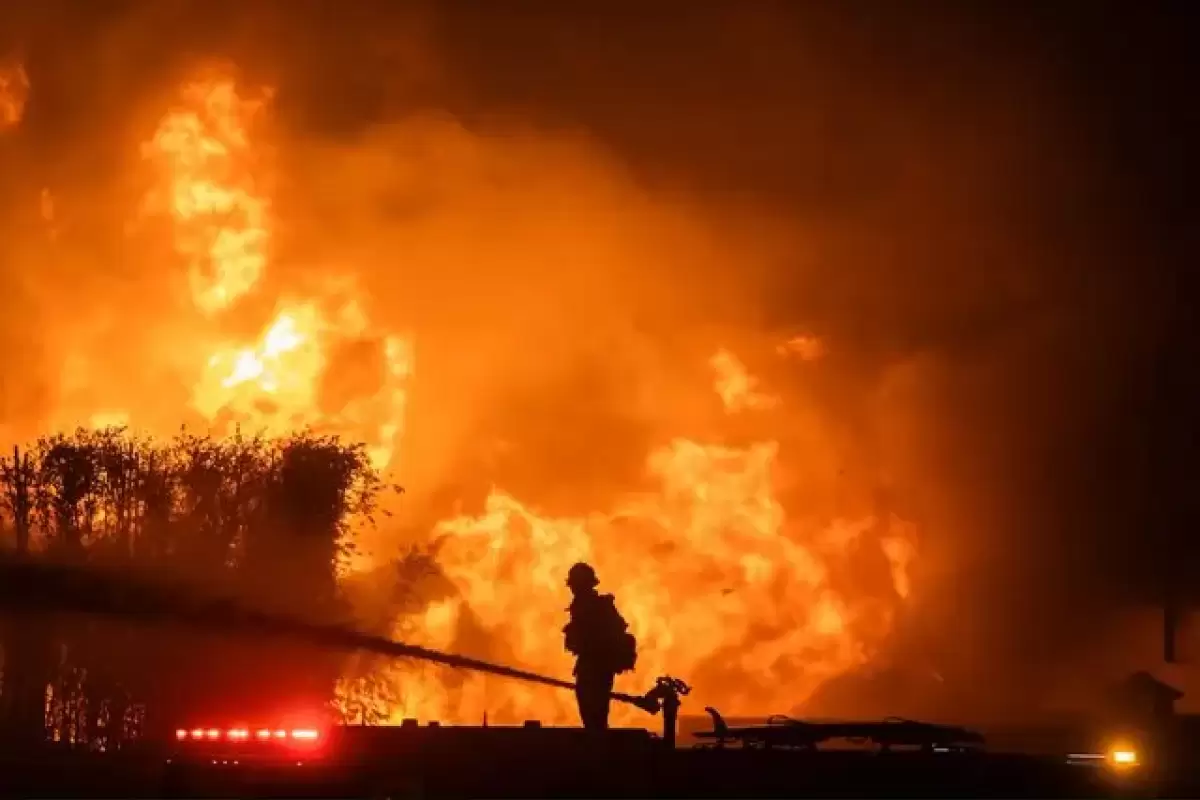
(1109, 747, 1139, 768)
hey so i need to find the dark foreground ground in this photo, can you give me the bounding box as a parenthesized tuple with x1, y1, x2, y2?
(0, 737, 1166, 799)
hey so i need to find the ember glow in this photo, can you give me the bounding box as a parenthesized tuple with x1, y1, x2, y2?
(0, 58, 29, 130)
(17, 70, 919, 724)
(710, 349, 780, 413)
(777, 335, 825, 362)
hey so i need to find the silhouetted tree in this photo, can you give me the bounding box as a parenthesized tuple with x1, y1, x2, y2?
(0, 426, 388, 749)
(0, 444, 47, 748)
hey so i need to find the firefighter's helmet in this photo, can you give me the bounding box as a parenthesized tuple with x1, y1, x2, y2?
(567, 562, 599, 590)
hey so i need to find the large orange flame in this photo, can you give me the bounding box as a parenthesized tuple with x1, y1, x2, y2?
(136, 77, 412, 473)
(36, 71, 917, 724)
(338, 379, 914, 724)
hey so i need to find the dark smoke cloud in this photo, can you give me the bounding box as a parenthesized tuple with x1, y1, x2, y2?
(0, 1, 1191, 722)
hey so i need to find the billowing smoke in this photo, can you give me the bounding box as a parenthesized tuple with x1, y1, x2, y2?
(0, 2, 1173, 724)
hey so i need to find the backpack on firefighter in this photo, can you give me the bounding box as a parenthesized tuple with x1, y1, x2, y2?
(564, 593, 638, 675)
(603, 595, 638, 675)
(613, 629, 638, 674)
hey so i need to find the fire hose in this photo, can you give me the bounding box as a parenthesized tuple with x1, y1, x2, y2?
(0, 555, 690, 738)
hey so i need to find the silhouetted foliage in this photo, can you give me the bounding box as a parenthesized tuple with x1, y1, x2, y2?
(0, 427, 388, 750)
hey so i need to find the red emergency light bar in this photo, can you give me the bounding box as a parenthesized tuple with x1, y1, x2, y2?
(175, 727, 321, 743)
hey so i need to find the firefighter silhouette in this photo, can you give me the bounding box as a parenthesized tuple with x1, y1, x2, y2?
(563, 562, 637, 730)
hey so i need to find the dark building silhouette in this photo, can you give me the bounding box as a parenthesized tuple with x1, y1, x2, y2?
(1105, 670, 1183, 726)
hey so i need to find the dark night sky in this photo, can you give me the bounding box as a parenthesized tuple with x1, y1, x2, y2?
(1, 0, 1197, 708)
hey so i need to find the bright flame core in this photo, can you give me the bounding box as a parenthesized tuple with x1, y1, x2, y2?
(138, 77, 413, 472)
